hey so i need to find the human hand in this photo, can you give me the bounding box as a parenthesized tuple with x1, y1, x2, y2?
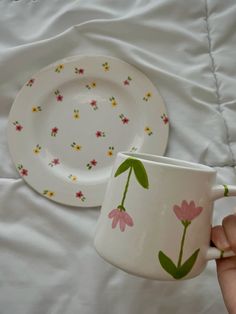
(211, 214, 236, 314)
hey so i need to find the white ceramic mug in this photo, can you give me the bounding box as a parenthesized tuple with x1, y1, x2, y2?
(94, 152, 236, 281)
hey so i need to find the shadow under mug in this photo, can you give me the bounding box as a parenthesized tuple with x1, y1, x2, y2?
(94, 152, 236, 281)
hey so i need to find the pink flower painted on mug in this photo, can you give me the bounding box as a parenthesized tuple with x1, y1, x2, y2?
(173, 200, 203, 223)
(158, 200, 203, 280)
(108, 208, 134, 232)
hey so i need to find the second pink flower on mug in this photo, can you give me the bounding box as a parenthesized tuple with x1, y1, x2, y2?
(158, 200, 203, 279)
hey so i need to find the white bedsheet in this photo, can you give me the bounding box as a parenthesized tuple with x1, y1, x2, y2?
(0, 0, 236, 313)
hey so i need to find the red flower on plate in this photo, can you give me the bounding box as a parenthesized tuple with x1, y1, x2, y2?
(119, 114, 129, 124)
(96, 130, 105, 138)
(26, 78, 35, 87)
(17, 164, 28, 176)
(123, 76, 132, 86)
(75, 67, 84, 75)
(91, 159, 97, 166)
(13, 121, 23, 131)
(57, 95, 63, 101)
(161, 113, 169, 124)
(122, 117, 129, 124)
(52, 158, 60, 165)
(76, 191, 86, 202)
(20, 168, 28, 176)
(76, 191, 83, 198)
(16, 124, 23, 131)
(51, 127, 58, 137)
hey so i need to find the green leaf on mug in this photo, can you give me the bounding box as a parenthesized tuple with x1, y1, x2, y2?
(175, 248, 200, 279)
(132, 159, 149, 189)
(114, 158, 133, 177)
(158, 251, 178, 278)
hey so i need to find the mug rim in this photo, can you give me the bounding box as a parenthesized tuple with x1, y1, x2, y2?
(119, 152, 216, 174)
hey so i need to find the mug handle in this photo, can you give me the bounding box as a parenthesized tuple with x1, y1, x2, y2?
(206, 184, 236, 260)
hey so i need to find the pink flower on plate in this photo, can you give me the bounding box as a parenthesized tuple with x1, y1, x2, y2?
(16, 124, 23, 131)
(108, 208, 134, 232)
(57, 95, 63, 101)
(122, 117, 129, 124)
(26, 78, 35, 87)
(52, 158, 60, 165)
(20, 168, 28, 176)
(173, 200, 203, 223)
(96, 131, 102, 137)
(90, 159, 97, 166)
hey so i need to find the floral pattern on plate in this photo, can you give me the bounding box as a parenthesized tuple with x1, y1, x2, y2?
(8, 55, 169, 207)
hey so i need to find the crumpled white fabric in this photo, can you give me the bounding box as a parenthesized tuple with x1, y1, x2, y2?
(0, 0, 236, 313)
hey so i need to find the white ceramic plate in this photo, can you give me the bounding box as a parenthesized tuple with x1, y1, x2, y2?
(7, 55, 169, 207)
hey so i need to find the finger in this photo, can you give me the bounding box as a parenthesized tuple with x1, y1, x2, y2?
(211, 225, 230, 250)
(222, 214, 236, 253)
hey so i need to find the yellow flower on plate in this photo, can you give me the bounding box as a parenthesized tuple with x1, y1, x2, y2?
(91, 82, 96, 88)
(71, 175, 77, 182)
(111, 99, 117, 107)
(144, 127, 153, 136)
(71, 142, 82, 151)
(102, 62, 110, 71)
(73, 109, 80, 119)
(43, 190, 55, 197)
(109, 96, 117, 107)
(33, 144, 41, 154)
(143, 92, 152, 101)
(55, 64, 64, 73)
(32, 106, 42, 112)
(107, 146, 114, 157)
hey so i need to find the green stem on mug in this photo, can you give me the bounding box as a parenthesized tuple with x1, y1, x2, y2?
(119, 167, 132, 211)
(177, 221, 191, 268)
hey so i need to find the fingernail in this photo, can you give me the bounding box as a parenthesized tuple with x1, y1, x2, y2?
(221, 238, 230, 250)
